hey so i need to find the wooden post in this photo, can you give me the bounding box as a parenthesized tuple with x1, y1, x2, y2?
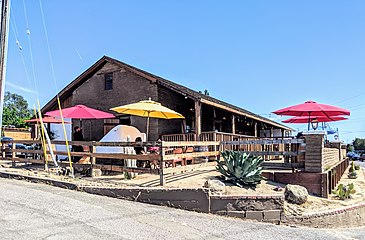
(194, 100, 202, 140)
(213, 131, 217, 157)
(91, 141, 96, 177)
(11, 142, 15, 167)
(159, 144, 165, 186)
(254, 122, 258, 137)
(231, 114, 235, 134)
(1, 143, 5, 158)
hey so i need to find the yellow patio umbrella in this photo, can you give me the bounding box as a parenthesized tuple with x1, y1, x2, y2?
(110, 98, 185, 140)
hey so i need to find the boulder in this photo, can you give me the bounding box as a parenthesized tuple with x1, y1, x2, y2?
(284, 184, 308, 205)
(204, 179, 226, 194)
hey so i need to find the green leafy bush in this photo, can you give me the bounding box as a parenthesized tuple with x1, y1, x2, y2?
(216, 151, 264, 188)
(349, 161, 355, 172)
(332, 183, 356, 200)
(348, 171, 358, 179)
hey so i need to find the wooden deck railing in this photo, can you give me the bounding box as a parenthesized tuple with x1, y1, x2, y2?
(326, 158, 350, 195)
(1, 139, 220, 186)
(161, 133, 196, 142)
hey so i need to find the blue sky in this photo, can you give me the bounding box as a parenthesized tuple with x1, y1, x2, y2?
(5, 0, 365, 142)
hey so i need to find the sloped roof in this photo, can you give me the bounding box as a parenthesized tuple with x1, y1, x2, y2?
(42, 55, 292, 130)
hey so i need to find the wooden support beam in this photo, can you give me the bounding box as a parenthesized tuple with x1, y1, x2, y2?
(231, 114, 235, 134)
(194, 100, 202, 139)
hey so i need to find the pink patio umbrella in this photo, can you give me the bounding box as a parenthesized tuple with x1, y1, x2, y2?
(273, 100, 350, 130)
(46, 105, 115, 138)
(46, 105, 115, 119)
(282, 116, 348, 124)
(25, 116, 71, 124)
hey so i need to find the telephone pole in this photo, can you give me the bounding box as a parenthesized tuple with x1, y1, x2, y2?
(0, 0, 10, 135)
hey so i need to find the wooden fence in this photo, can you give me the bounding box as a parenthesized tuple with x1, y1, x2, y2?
(326, 158, 350, 195)
(0, 139, 220, 186)
(220, 138, 306, 170)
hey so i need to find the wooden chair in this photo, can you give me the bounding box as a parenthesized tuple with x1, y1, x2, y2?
(184, 146, 195, 165)
(165, 148, 184, 167)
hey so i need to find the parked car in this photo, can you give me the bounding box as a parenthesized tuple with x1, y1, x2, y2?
(347, 152, 360, 160)
(1, 137, 33, 158)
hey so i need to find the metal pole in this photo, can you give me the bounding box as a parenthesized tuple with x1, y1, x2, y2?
(146, 112, 150, 141)
(0, 0, 11, 136)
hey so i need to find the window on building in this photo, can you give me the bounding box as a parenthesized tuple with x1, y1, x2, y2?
(105, 73, 113, 90)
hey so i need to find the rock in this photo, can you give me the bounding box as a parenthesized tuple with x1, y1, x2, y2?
(90, 169, 102, 177)
(204, 179, 226, 194)
(284, 184, 308, 205)
(273, 186, 284, 192)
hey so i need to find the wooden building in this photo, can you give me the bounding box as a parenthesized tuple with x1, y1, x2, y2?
(42, 56, 292, 141)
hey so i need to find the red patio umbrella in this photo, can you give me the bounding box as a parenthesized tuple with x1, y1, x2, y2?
(45, 105, 115, 138)
(273, 100, 350, 130)
(25, 116, 71, 124)
(282, 116, 348, 124)
(45, 105, 115, 119)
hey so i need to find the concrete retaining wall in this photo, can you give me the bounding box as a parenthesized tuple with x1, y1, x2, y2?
(3, 170, 365, 228)
(210, 195, 284, 222)
(284, 203, 365, 228)
(81, 186, 210, 213)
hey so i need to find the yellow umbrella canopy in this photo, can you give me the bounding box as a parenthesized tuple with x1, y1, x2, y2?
(110, 98, 184, 140)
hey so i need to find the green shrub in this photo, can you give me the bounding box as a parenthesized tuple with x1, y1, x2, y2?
(332, 183, 356, 200)
(216, 151, 264, 188)
(349, 161, 356, 172)
(348, 171, 358, 179)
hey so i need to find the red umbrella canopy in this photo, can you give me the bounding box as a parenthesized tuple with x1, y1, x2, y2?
(282, 116, 348, 124)
(25, 116, 71, 124)
(45, 105, 115, 119)
(273, 100, 350, 117)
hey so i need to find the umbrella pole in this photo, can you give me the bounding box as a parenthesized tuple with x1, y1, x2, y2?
(307, 112, 311, 131)
(146, 113, 150, 141)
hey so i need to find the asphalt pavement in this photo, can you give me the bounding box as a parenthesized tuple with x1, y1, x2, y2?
(0, 178, 364, 240)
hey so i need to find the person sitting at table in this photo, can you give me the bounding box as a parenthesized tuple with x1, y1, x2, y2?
(134, 137, 148, 167)
(134, 137, 145, 155)
(72, 126, 84, 163)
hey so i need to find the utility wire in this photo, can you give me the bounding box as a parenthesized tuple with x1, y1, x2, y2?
(9, 7, 33, 94)
(39, 0, 73, 175)
(22, 0, 38, 94)
(331, 91, 365, 105)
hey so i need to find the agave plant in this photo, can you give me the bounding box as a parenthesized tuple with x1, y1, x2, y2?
(216, 150, 264, 188)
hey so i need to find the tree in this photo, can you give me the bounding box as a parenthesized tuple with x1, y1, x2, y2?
(353, 138, 365, 150)
(2, 91, 32, 128)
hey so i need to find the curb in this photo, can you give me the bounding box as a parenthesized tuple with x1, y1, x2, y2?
(283, 202, 365, 228)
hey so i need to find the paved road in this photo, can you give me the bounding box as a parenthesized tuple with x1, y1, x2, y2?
(355, 159, 365, 169)
(0, 178, 364, 240)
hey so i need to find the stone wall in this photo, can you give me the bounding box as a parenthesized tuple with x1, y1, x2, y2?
(303, 133, 325, 173)
(264, 171, 327, 197)
(210, 195, 284, 222)
(323, 148, 340, 169)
